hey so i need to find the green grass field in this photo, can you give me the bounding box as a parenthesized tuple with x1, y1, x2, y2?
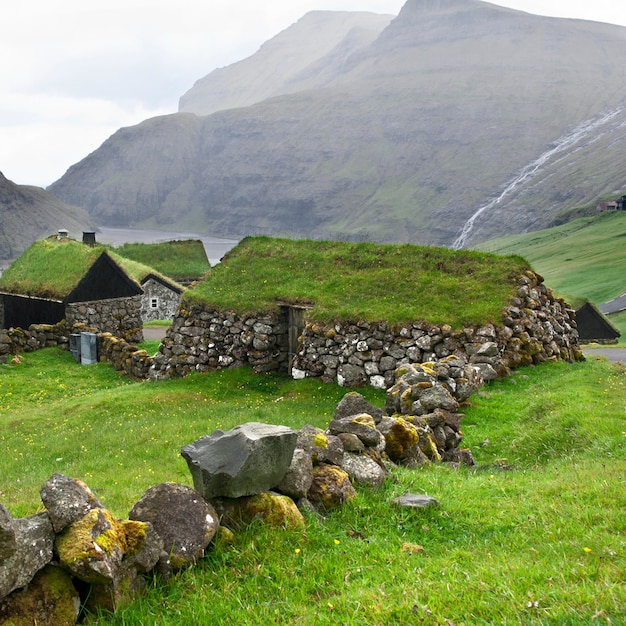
(1, 348, 624, 624)
(476, 211, 626, 306)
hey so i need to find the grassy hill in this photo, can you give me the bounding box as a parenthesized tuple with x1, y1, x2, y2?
(184, 237, 530, 328)
(475, 211, 626, 306)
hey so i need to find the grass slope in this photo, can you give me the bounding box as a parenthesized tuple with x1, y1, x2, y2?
(476, 211, 626, 305)
(185, 237, 530, 328)
(0, 350, 624, 624)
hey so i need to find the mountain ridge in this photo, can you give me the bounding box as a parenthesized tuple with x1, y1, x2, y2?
(0, 171, 93, 260)
(46, 1, 626, 247)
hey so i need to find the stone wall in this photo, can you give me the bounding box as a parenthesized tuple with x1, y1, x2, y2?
(65, 296, 143, 343)
(151, 306, 289, 378)
(0, 322, 153, 379)
(152, 270, 583, 384)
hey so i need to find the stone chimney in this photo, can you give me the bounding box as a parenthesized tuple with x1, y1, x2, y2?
(83, 232, 96, 246)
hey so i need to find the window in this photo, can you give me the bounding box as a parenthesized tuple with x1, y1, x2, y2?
(150, 297, 159, 309)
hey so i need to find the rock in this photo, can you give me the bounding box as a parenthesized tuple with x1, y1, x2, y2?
(40, 473, 104, 533)
(442, 448, 475, 466)
(337, 364, 367, 387)
(334, 392, 383, 423)
(392, 494, 440, 509)
(128, 483, 218, 572)
(181, 422, 298, 499)
(315, 434, 345, 466)
(472, 362, 498, 381)
(55, 508, 126, 584)
(83, 564, 146, 615)
(121, 519, 163, 574)
(341, 452, 387, 488)
(214, 492, 305, 530)
(307, 464, 357, 512)
(0, 504, 17, 562)
(0, 512, 54, 600)
(416, 385, 459, 412)
(337, 432, 365, 453)
(0, 565, 80, 626)
(376, 416, 419, 463)
(327, 414, 384, 448)
(276, 448, 314, 500)
(475, 341, 500, 357)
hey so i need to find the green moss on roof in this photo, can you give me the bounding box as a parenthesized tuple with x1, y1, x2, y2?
(0, 238, 183, 300)
(114, 240, 210, 281)
(184, 237, 531, 328)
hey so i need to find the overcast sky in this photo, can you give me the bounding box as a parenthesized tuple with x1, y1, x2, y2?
(2, 0, 626, 188)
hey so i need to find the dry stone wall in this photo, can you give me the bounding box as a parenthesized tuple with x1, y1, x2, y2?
(0, 322, 152, 379)
(291, 270, 582, 387)
(65, 296, 143, 343)
(151, 306, 290, 378)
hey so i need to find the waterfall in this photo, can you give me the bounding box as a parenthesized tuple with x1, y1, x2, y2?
(451, 107, 624, 250)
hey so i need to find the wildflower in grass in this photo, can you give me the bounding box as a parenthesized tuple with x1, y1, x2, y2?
(334, 539, 340, 545)
(294, 548, 301, 554)
(583, 547, 592, 553)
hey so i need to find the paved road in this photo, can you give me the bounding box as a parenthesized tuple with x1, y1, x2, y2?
(143, 327, 167, 340)
(583, 347, 626, 363)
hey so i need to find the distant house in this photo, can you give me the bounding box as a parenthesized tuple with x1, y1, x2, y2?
(597, 201, 618, 211)
(140, 273, 184, 321)
(0, 237, 146, 341)
(575, 302, 621, 344)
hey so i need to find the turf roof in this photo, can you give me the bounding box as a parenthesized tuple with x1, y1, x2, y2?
(184, 236, 531, 328)
(0, 238, 183, 301)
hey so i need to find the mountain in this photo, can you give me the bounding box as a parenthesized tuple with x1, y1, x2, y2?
(0, 171, 93, 260)
(47, 0, 626, 248)
(179, 11, 394, 116)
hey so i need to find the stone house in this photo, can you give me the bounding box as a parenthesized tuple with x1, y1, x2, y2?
(140, 273, 183, 322)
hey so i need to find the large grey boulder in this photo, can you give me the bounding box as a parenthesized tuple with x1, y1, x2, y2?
(181, 422, 298, 499)
(0, 511, 54, 600)
(40, 473, 103, 532)
(129, 482, 218, 573)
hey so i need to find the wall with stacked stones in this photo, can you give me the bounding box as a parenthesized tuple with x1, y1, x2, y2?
(65, 296, 143, 343)
(151, 305, 290, 379)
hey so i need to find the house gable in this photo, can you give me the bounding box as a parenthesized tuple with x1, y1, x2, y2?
(65, 252, 143, 303)
(575, 302, 620, 343)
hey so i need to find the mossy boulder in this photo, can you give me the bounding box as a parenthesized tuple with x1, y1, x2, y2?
(55, 508, 127, 584)
(376, 416, 419, 463)
(216, 492, 305, 530)
(0, 565, 79, 626)
(307, 464, 357, 512)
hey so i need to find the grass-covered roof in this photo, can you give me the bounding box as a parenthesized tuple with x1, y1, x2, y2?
(0, 238, 183, 301)
(184, 237, 531, 328)
(114, 240, 210, 282)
